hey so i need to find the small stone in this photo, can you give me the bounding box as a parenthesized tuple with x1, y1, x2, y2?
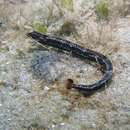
(44, 86, 50, 91)
(51, 124, 56, 128)
(60, 122, 65, 126)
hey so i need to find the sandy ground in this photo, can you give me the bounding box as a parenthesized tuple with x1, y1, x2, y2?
(0, 0, 130, 130)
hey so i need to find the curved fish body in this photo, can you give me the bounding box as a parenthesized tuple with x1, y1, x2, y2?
(27, 31, 113, 93)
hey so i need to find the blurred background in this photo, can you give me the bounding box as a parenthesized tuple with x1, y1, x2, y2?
(0, 0, 130, 130)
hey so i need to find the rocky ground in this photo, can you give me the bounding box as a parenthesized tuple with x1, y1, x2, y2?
(0, 0, 130, 130)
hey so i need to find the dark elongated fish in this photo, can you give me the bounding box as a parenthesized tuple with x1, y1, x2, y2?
(27, 31, 113, 93)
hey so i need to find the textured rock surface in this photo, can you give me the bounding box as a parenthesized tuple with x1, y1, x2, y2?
(0, 0, 130, 130)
